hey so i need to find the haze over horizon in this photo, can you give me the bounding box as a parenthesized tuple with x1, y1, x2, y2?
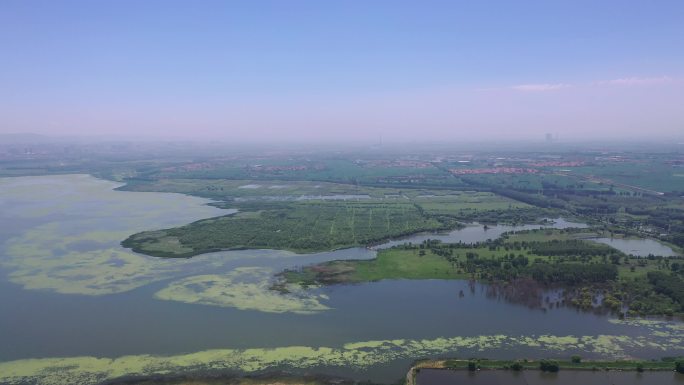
(2, 0, 683, 143)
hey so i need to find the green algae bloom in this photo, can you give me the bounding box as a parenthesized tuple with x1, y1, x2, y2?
(1, 328, 682, 385)
(0, 175, 227, 295)
(155, 267, 330, 314)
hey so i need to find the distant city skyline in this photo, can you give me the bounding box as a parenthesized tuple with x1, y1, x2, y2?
(1, 0, 683, 142)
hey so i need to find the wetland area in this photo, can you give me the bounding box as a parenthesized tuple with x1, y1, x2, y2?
(1, 175, 683, 385)
(5, 3, 684, 383)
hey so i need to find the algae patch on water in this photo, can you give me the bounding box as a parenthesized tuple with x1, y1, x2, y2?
(0, 175, 335, 309)
(3, 224, 213, 295)
(0, 175, 228, 295)
(155, 267, 330, 314)
(1, 327, 683, 385)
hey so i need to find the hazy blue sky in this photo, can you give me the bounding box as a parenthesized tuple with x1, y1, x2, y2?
(1, 0, 683, 142)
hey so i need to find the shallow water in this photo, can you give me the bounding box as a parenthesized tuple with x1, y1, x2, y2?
(0, 175, 682, 385)
(589, 237, 678, 257)
(376, 218, 587, 249)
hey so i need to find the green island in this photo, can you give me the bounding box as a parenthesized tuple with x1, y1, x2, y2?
(281, 228, 684, 317)
(122, 200, 455, 256)
(121, 183, 538, 256)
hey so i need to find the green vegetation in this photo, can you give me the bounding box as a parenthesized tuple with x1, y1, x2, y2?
(154, 267, 331, 314)
(467, 360, 477, 371)
(280, 246, 464, 286)
(119, 178, 396, 200)
(611, 276, 680, 316)
(539, 359, 560, 372)
(676, 360, 684, 374)
(459, 165, 684, 253)
(122, 181, 541, 257)
(4, 144, 684, 384)
(4, 328, 683, 385)
(282, 228, 684, 316)
(648, 271, 684, 307)
(123, 201, 458, 256)
(433, 357, 683, 371)
(0, 174, 231, 296)
(282, 234, 618, 286)
(106, 374, 359, 385)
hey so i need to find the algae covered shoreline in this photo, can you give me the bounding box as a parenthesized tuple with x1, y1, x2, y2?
(55, 358, 684, 385)
(104, 372, 371, 385)
(2, 318, 684, 385)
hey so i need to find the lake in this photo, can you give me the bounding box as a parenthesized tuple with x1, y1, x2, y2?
(589, 237, 678, 257)
(0, 175, 682, 385)
(376, 218, 587, 249)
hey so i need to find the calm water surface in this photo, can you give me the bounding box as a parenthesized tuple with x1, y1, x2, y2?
(0, 175, 682, 383)
(376, 218, 587, 249)
(590, 237, 678, 257)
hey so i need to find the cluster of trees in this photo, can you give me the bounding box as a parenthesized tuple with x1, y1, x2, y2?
(647, 271, 684, 311)
(670, 232, 684, 249)
(405, 238, 620, 286)
(526, 263, 617, 285)
(450, 207, 551, 225)
(526, 240, 623, 258)
(539, 359, 560, 372)
(611, 277, 679, 316)
(677, 360, 684, 374)
(488, 187, 566, 209)
(125, 201, 460, 256)
(458, 254, 617, 285)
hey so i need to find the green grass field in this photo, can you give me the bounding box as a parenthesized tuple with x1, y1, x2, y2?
(281, 248, 466, 285)
(414, 192, 529, 215)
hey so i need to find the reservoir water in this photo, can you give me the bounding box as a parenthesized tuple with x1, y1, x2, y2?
(376, 218, 587, 249)
(0, 175, 682, 385)
(589, 237, 678, 257)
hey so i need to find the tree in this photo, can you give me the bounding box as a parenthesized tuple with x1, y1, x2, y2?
(676, 360, 684, 374)
(540, 359, 560, 372)
(571, 355, 581, 364)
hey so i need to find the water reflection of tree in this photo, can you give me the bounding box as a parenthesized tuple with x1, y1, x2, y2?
(485, 277, 546, 309)
(480, 278, 616, 315)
